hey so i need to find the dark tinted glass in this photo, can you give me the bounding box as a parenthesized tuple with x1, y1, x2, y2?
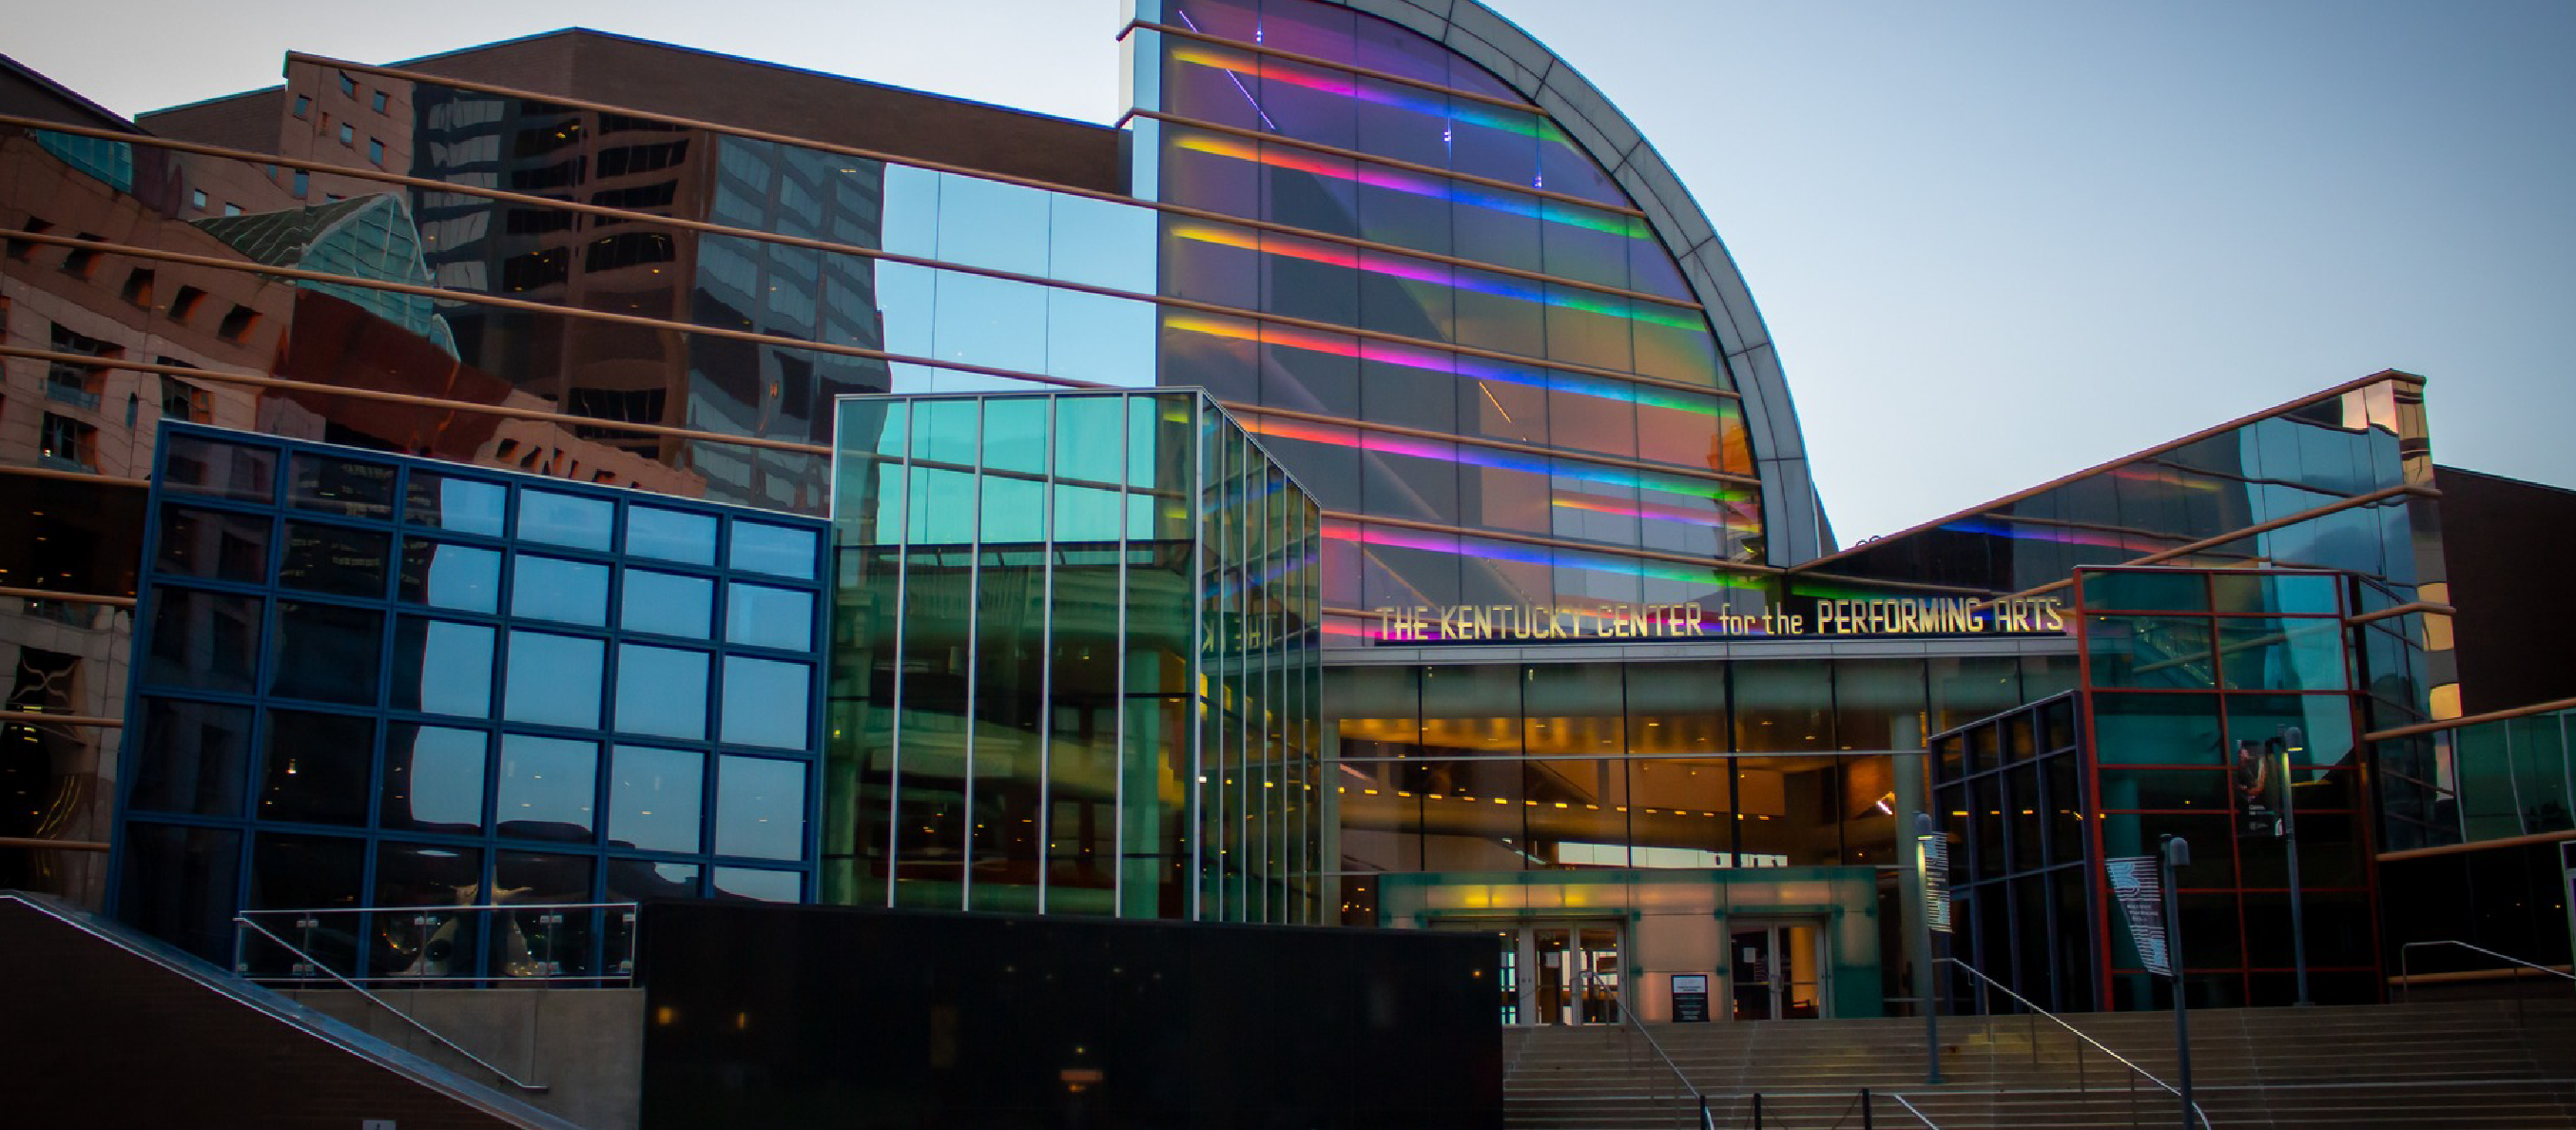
(389, 617, 494, 717)
(128, 696, 252, 816)
(397, 540, 501, 613)
(497, 734, 598, 841)
(709, 867, 800, 902)
(715, 755, 804, 861)
(163, 434, 275, 502)
(156, 506, 271, 582)
(610, 745, 704, 853)
(279, 521, 391, 597)
(268, 600, 383, 706)
(257, 709, 376, 826)
(288, 453, 397, 518)
(145, 588, 262, 694)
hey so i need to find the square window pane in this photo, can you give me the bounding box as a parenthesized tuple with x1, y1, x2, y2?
(709, 866, 799, 903)
(269, 600, 383, 706)
(405, 472, 506, 536)
(156, 505, 271, 582)
(380, 725, 487, 834)
(257, 709, 375, 826)
(280, 521, 391, 598)
(512, 555, 610, 627)
(519, 490, 612, 550)
(625, 506, 716, 565)
(610, 745, 704, 853)
(720, 656, 810, 750)
(398, 540, 500, 613)
(503, 632, 603, 729)
(615, 644, 709, 740)
(496, 734, 598, 842)
(390, 617, 494, 717)
(163, 434, 276, 502)
(129, 696, 252, 817)
(728, 521, 817, 580)
(145, 588, 262, 695)
(288, 453, 397, 518)
(726, 583, 812, 651)
(372, 842, 486, 978)
(622, 570, 712, 638)
(715, 755, 804, 861)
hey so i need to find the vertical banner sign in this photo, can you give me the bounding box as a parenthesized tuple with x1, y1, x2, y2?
(2234, 739, 2284, 839)
(1919, 833, 1953, 934)
(2104, 856, 2172, 977)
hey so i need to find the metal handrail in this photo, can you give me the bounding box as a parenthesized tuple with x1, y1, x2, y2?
(1886, 1091, 1942, 1128)
(233, 913, 548, 1093)
(1615, 999, 1710, 1129)
(2398, 940, 2576, 1000)
(237, 901, 641, 984)
(1942, 957, 2212, 1130)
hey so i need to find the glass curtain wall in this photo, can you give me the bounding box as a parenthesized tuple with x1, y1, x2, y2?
(825, 390, 1323, 923)
(2075, 567, 2377, 1008)
(1129, 0, 1773, 644)
(1330, 653, 2078, 924)
(1930, 694, 2097, 1013)
(113, 424, 827, 975)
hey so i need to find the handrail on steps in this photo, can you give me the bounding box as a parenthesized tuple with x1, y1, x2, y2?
(1942, 957, 2211, 1130)
(2398, 940, 2576, 1000)
(1615, 999, 1714, 1130)
(233, 914, 548, 1093)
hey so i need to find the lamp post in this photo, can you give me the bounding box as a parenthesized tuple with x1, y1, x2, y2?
(2160, 833, 2196, 1130)
(1914, 812, 1945, 1084)
(2275, 726, 2309, 1005)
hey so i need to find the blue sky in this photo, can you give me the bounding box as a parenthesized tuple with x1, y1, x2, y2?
(14, 0, 2570, 541)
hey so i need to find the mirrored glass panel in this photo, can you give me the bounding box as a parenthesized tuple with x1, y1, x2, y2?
(519, 490, 613, 550)
(503, 632, 604, 729)
(622, 570, 714, 638)
(615, 644, 710, 740)
(496, 734, 598, 842)
(609, 745, 704, 853)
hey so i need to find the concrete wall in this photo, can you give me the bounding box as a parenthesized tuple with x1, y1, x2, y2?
(284, 987, 645, 1130)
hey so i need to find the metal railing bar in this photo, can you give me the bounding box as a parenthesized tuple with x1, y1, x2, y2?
(1616, 999, 1705, 1125)
(1886, 1091, 1942, 1128)
(241, 901, 639, 918)
(232, 914, 547, 1093)
(1942, 957, 2213, 1130)
(2399, 940, 2576, 1001)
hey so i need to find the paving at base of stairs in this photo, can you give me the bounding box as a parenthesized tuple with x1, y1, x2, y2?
(1505, 1000, 2576, 1130)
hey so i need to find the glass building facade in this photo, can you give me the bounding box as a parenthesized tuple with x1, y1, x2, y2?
(826, 390, 1324, 923)
(113, 423, 828, 976)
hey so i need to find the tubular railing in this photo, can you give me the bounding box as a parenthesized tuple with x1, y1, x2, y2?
(1616, 998, 1712, 1129)
(2398, 940, 2576, 1000)
(232, 912, 548, 1093)
(1886, 1091, 1942, 1128)
(234, 902, 640, 985)
(1942, 957, 2212, 1130)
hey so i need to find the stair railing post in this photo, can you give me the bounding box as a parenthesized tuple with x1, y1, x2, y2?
(1860, 1086, 1873, 1130)
(1753, 1091, 1763, 1130)
(2161, 834, 2196, 1130)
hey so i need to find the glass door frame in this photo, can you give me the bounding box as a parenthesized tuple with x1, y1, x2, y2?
(1726, 917, 1830, 1021)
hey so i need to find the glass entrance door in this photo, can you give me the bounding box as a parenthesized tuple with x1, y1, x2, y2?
(1729, 921, 1824, 1020)
(1507, 924, 1622, 1025)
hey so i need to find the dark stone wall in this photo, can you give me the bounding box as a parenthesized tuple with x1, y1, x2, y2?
(638, 902, 1502, 1130)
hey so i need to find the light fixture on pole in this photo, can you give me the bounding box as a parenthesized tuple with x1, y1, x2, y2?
(2275, 725, 2309, 1005)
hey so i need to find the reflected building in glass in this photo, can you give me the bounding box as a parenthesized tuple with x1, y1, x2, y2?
(114, 423, 827, 976)
(826, 389, 1324, 923)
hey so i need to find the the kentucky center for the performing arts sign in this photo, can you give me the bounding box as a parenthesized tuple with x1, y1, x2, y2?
(1371, 596, 2064, 643)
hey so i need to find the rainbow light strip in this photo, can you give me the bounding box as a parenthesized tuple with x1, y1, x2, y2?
(1170, 44, 1569, 145)
(1326, 519, 1771, 591)
(1170, 222, 1700, 330)
(1938, 517, 2178, 555)
(1549, 495, 1754, 531)
(1172, 132, 1649, 240)
(1164, 312, 1724, 419)
(1235, 412, 1757, 509)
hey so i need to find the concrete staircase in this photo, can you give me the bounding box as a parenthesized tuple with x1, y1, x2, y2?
(1506, 1000, 2576, 1129)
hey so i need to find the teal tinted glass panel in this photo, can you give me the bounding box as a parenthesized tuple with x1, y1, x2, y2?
(980, 475, 1046, 542)
(1055, 485, 1123, 541)
(609, 745, 703, 853)
(2217, 616, 2346, 692)
(726, 584, 812, 651)
(512, 555, 610, 627)
(1046, 289, 1156, 386)
(715, 755, 805, 861)
(1055, 397, 1125, 483)
(729, 521, 818, 580)
(398, 540, 499, 613)
(1047, 194, 1155, 292)
(391, 618, 493, 717)
(2080, 570, 2210, 613)
(625, 506, 717, 565)
(721, 656, 811, 750)
(711, 866, 800, 902)
(912, 468, 978, 545)
(518, 490, 613, 550)
(916, 397, 980, 467)
(380, 724, 485, 834)
(621, 570, 714, 638)
(2084, 615, 2217, 690)
(615, 644, 709, 740)
(496, 734, 597, 841)
(503, 632, 603, 729)
(2211, 572, 2341, 616)
(2092, 692, 2222, 767)
(980, 398, 1050, 477)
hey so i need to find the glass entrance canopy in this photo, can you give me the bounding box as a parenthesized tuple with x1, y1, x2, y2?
(825, 390, 1324, 922)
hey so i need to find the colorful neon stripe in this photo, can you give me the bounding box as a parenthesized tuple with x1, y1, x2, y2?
(1549, 495, 1755, 531)
(1233, 412, 1757, 507)
(1172, 132, 1649, 240)
(1171, 44, 1569, 145)
(1164, 313, 1721, 419)
(1332, 522, 1770, 590)
(1170, 222, 1700, 330)
(1938, 517, 2178, 554)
